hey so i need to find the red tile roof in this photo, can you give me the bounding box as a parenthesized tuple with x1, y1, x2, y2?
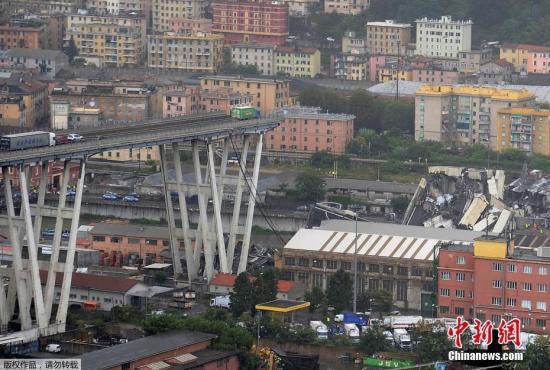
(501, 43, 550, 52)
(210, 273, 294, 293)
(39, 270, 140, 293)
(495, 58, 514, 68)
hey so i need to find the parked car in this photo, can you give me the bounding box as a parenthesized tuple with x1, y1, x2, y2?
(123, 195, 139, 202)
(45, 343, 61, 353)
(61, 230, 70, 239)
(67, 133, 84, 142)
(102, 193, 118, 201)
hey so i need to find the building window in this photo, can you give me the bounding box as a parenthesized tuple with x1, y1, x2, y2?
(492, 262, 502, 271)
(312, 273, 322, 288)
(508, 264, 516, 272)
(341, 261, 352, 271)
(521, 317, 532, 327)
(456, 290, 465, 298)
(507, 281, 517, 289)
(397, 266, 408, 276)
(537, 301, 547, 311)
(104, 298, 112, 303)
(284, 257, 295, 266)
(80, 295, 88, 300)
(382, 265, 393, 274)
(358, 262, 366, 272)
(298, 257, 309, 267)
(523, 282, 532, 291)
(524, 265, 532, 274)
(506, 298, 516, 306)
(536, 319, 547, 328)
(111, 236, 121, 243)
(297, 272, 309, 283)
(411, 266, 422, 276)
(439, 306, 450, 314)
(92, 235, 106, 242)
(146, 239, 158, 245)
(312, 259, 323, 268)
(326, 260, 337, 270)
(491, 314, 502, 324)
(440, 288, 450, 296)
(128, 238, 139, 244)
(539, 283, 548, 292)
(369, 264, 379, 273)
(441, 271, 451, 280)
(456, 256, 465, 264)
(368, 279, 379, 290)
(521, 300, 532, 309)
(492, 280, 502, 288)
(382, 280, 393, 292)
(396, 280, 407, 300)
(456, 272, 465, 281)
(455, 307, 464, 315)
(539, 266, 548, 275)
(491, 297, 502, 305)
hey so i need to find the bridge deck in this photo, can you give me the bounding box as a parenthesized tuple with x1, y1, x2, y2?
(0, 114, 279, 166)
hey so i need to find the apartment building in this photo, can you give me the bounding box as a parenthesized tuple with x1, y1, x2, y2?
(65, 11, 146, 67)
(332, 53, 367, 80)
(87, 0, 147, 15)
(458, 48, 493, 73)
(169, 18, 212, 34)
(366, 20, 411, 56)
(211, 0, 288, 46)
(200, 75, 292, 114)
(1, 48, 68, 78)
(496, 108, 550, 156)
(342, 31, 366, 54)
(282, 220, 482, 312)
(438, 238, 550, 335)
(152, 0, 207, 33)
(147, 32, 224, 73)
(500, 43, 550, 73)
(163, 86, 200, 117)
(528, 49, 550, 74)
(230, 44, 276, 76)
(284, 0, 318, 17)
(2, 0, 83, 15)
(266, 106, 354, 153)
(415, 16, 473, 59)
(275, 47, 321, 78)
(415, 85, 536, 147)
(324, 0, 369, 15)
(377, 64, 411, 82)
(0, 19, 46, 50)
(411, 68, 460, 84)
(0, 77, 48, 128)
(199, 88, 253, 114)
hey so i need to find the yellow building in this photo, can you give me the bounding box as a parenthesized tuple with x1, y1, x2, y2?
(275, 47, 320, 78)
(415, 85, 536, 146)
(496, 108, 550, 156)
(94, 147, 160, 162)
(200, 75, 293, 114)
(499, 43, 550, 73)
(0, 96, 25, 127)
(147, 32, 224, 72)
(65, 12, 146, 67)
(366, 20, 412, 56)
(377, 66, 411, 82)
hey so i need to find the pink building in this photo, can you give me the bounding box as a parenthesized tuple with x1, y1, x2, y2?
(528, 49, 550, 74)
(411, 68, 460, 84)
(169, 18, 212, 34)
(199, 88, 253, 114)
(163, 86, 200, 118)
(266, 106, 354, 153)
(368, 55, 387, 82)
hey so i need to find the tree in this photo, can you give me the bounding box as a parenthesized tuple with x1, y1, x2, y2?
(310, 150, 334, 168)
(368, 289, 393, 315)
(409, 323, 452, 363)
(253, 269, 278, 306)
(304, 287, 326, 312)
(359, 322, 390, 355)
(293, 172, 326, 203)
(522, 335, 550, 370)
(64, 36, 79, 64)
(390, 195, 410, 215)
(230, 272, 254, 317)
(326, 269, 352, 313)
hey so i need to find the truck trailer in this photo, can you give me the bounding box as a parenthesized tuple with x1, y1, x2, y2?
(309, 321, 329, 340)
(0, 131, 55, 151)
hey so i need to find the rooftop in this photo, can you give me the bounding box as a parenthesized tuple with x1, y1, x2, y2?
(90, 223, 170, 239)
(3, 48, 67, 60)
(416, 85, 534, 100)
(416, 15, 473, 25)
(501, 43, 550, 53)
(201, 75, 288, 84)
(170, 349, 239, 370)
(366, 20, 412, 28)
(39, 270, 140, 294)
(276, 106, 355, 121)
(81, 331, 217, 370)
(210, 273, 295, 293)
(231, 43, 276, 50)
(497, 107, 550, 116)
(255, 299, 310, 313)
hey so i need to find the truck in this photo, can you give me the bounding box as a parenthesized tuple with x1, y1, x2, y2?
(393, 328, 412, 351)
(0, 131, 55, 151)
(384, 315, 422, 329)
(334, 311, 369, 326)
(343, 323, 360, 344)
(210, 295, 231, 309)
(230, 106, 260, 120)
(309, 321, 329, 340)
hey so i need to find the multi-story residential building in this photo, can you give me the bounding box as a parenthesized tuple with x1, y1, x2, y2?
(415, 85, 536, 147)
(367, 55, 388, 82)
(342, 31, 366, 54)
(163, 86, 200, 118)
(200, 75, 293, 114)
(496, 108, 550, 156)
(282, 220, 482, 313)
(65, 11, 146, 67)
(211, 0, 288, 46)
(528, 50, 550, 74)
(411, 68, 460, 84)
(199, 88, 253, 114)
(438, 238, 550, 335)
(169, 18, 212, 34)
(266, 106, 354, 153)
(283, 0, 318, 17)
(0, 77, 47, 128)
(477, 59, 514, 85)
(152, 0, 207, 33)
(87, 0, 147, 15)
(50, 79, 162, 128)
(275, 47, 321, 78)
(1, 48, 68, 78)
(377, 64, 411, 82)
(458, 48, 493, 73)
(332, 53, 368, 81)
(415, 16, 473, 59)
(230, 44, 276, 76)
(499, 43, 550, 73)
(0, 19, 46, 50)
(366, 20, 412, 56)
(324, 0, 368, 15)
(2, 0, 83, 15)
(147, 32, 224, 73)
(0, 95, 26, 128)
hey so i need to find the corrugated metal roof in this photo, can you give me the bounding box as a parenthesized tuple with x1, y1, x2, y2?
(173, 353, 198, 364)
(145, 361, 170, 370)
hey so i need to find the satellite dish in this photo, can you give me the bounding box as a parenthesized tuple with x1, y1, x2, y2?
(89, 101, 96, 107)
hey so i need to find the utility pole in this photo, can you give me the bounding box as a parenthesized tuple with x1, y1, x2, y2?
(396, 39, 401, 101)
